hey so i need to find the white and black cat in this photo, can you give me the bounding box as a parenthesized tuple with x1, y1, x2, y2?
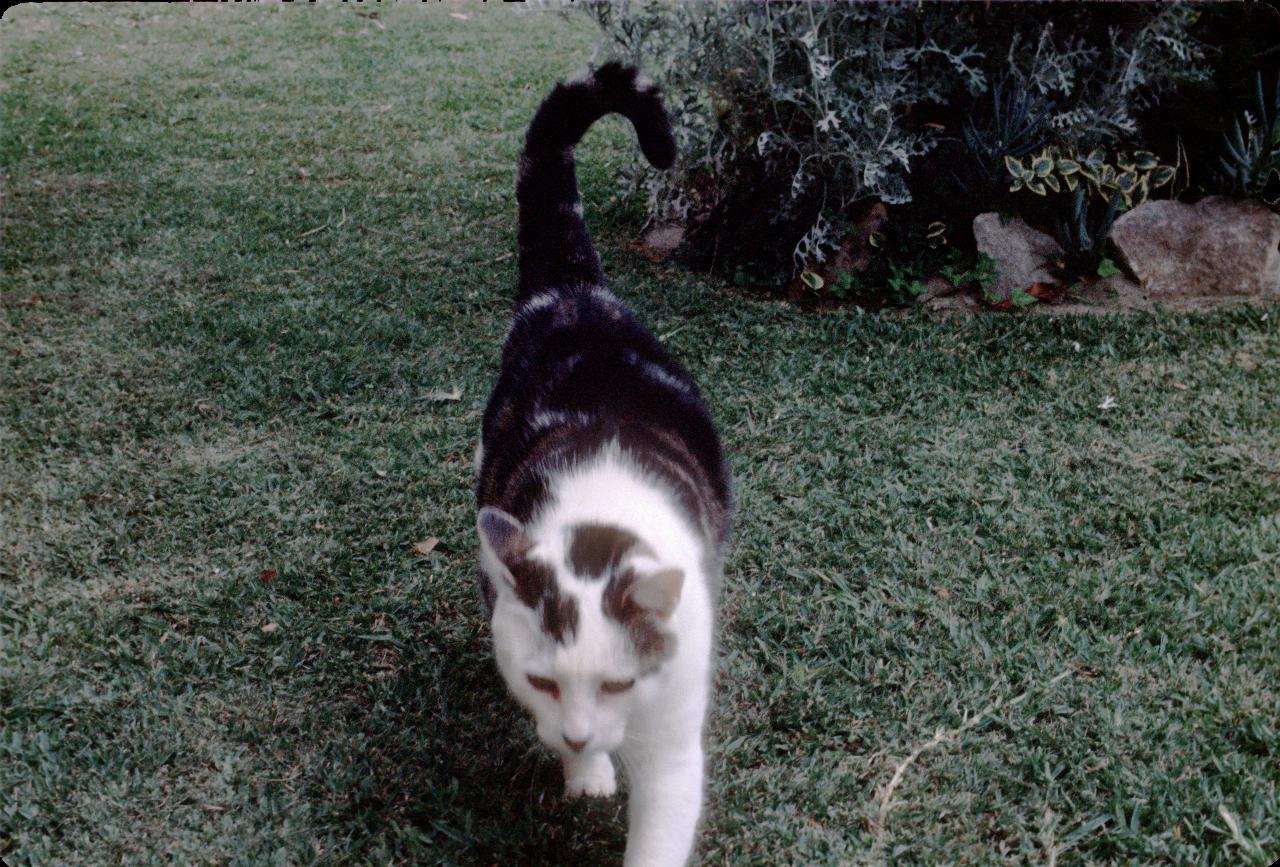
(475, 63, 732, 866)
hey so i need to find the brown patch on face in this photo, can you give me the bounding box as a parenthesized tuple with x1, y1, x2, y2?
(603, 568, 675, 666)
(506, 553, 552, 609)
(541, 593, 579, 645)
(566, 523, 647, 579)
(494, 539, 578, 646)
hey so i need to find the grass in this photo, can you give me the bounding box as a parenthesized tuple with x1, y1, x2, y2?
(1, 5, 1277, 865)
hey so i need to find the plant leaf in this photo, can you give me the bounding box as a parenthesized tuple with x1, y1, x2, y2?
(1096, 258, 1121, 278)
(412, 537, 440, 556)
(800, 270, 824, 290)
(1149, 166, 1175, 187)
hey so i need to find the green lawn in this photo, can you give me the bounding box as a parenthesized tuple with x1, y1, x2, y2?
(2, 5, 1277, 865)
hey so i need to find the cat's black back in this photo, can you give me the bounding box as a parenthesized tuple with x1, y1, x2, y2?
(477, 64, 732, 607)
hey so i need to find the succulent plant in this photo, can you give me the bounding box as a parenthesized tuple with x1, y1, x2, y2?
(961, 78, 1056, 194)
(1219, 73, 1280, 206)
(1054, 186, 1123, 278)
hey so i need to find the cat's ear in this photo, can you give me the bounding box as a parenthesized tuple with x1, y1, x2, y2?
(478, 506, 526, 578)
(626, 568, 684, 620)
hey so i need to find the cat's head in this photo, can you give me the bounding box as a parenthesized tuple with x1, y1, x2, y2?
(478, 506, 683, 756)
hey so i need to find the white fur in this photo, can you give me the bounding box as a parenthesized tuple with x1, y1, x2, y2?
(519, 292, 558, 315)
(642, 361, 689, 394)
(530, 409, 592, 432)
(507, 292, 561, 342)
(590, 286, 619, 305)
(481, 446, 713, 866)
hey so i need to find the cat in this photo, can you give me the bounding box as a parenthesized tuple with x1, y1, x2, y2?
(475, 62, 732, 867)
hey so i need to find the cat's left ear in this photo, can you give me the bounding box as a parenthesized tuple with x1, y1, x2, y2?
(478, 506, 526, 578)
(626, 568, 684, 620)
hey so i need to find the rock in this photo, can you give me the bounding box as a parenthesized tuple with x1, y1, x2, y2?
(1072, 273, 1153, 311)
(1110, 196, 1280, 299)
(924, 293, 977, 314)
(973, 213, 1064, 302)
(640, 223, 685, 260)
(916, 275, 959, 303)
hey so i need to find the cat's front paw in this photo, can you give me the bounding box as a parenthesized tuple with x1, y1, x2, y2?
(564, 753, 617, 798)
(565, 771, 617, 798)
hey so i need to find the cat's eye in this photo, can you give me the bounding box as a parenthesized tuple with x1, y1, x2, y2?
(600, 678, 636, 695)
(527, 674, 560, 700)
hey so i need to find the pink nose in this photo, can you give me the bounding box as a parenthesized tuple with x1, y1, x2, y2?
(563, 735, 589, 753)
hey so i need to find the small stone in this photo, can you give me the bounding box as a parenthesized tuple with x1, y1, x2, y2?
(640, 224, 685, 260)
(924, 293, 977, 313)
(916, 275, 959, 303)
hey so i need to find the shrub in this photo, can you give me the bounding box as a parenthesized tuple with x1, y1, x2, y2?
(583, 1, 1208, 295)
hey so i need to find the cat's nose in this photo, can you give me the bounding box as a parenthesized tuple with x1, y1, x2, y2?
(562, 734, 590, 753)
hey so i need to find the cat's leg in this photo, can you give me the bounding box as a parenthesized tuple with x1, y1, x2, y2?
(620, 739, 704, 867)
(563, 750, 617, 798)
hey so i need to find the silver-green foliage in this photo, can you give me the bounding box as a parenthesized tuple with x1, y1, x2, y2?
(1007, 10, 1208, 146)
(585, 0, 981, 268)
(583, 2, 1206, 272)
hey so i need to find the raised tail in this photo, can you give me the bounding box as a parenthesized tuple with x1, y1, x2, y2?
(515, 62, 675, 304)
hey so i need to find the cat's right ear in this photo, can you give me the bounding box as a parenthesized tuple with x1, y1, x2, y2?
(478, 506, 526, 589)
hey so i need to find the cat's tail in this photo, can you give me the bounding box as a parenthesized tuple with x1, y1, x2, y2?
(516, 62, 675, 304)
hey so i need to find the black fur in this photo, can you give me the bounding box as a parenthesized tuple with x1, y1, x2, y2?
(478, 64, 732, 629)
(516, 62, 675, 304)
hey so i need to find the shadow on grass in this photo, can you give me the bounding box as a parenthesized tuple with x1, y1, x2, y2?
(303, 607, 628, 864)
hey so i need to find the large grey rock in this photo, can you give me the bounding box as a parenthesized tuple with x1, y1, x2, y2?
(973, 213, 1063, 301)
(1111, 196, 1280, 299)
